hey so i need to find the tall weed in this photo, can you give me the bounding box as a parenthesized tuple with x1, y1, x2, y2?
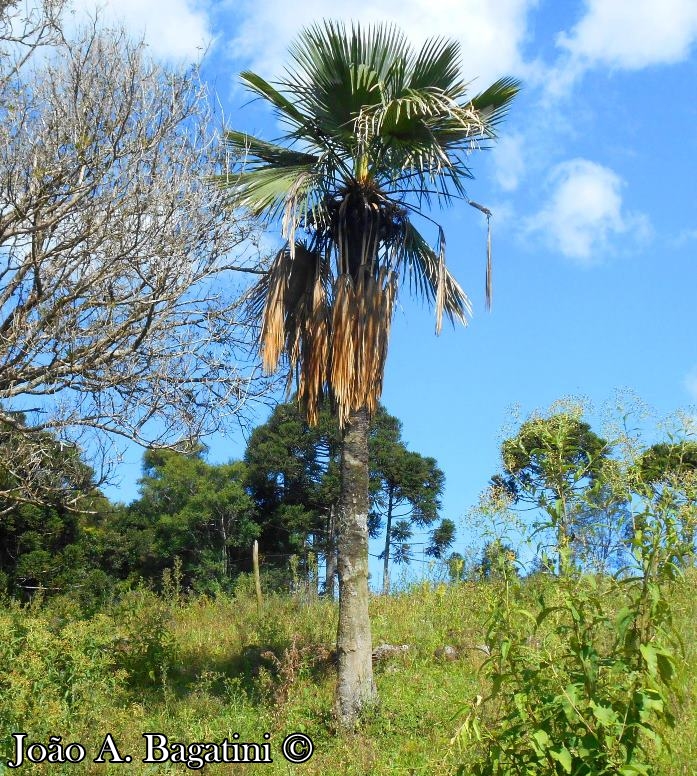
(457, 493, 687, 775)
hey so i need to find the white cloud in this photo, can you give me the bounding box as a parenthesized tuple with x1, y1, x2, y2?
(549, 0, 697, 91)
(69, 0, 213, 62)
(673, 228, 697, 247)
(225, 0, 537, 87)
(492, 132, 525, 192)
(525, 159, 650, 263)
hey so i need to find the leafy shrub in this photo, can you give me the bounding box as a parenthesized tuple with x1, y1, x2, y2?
(0, 603, 128, 764)
(108, 588, 176, 686)
(457, 491, 686, 775)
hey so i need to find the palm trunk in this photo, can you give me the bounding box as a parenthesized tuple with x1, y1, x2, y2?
(335, 405, 376, 726)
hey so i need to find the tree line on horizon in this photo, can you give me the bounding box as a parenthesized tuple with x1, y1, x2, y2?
(2, 399, 695, 608)
(0, 401, 454, 604)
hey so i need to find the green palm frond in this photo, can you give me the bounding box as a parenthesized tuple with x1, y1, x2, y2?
(409, 37, 467, 94)
(468, 76, 522, 131)
(363, 88, 481, 139)
(288, 21, 408, 97)
(239, 71, 310, 132)
(282, 23, 393, 142)
(363, 88, 485, 197)
(224, 165, 318, 221)
(224, 131, 318, 168)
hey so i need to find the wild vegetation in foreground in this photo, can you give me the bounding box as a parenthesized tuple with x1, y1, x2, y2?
(1, 568, 695, 776)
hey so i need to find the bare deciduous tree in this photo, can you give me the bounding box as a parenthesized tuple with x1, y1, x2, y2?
(0, 4, 266, 505)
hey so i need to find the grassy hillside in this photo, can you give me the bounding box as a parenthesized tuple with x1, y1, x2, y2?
(1, 573, 695, 775)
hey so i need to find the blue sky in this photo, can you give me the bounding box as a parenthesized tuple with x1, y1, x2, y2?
(86, 0, 697, 568)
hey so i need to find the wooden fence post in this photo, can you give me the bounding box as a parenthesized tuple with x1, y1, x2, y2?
(252, 540, 263, 615)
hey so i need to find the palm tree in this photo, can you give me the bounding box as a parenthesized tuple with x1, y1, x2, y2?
(219, 21, 519, 726)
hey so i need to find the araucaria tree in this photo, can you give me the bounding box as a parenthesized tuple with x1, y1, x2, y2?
(495, 411, 610, 573)
(369, 409, 449, 594)
(221, 22, 518, 726)
(0, 3, 264, 507)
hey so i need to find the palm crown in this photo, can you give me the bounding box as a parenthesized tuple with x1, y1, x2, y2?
(220, 21, 519, 426)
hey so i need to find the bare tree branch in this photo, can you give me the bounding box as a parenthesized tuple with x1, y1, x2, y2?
(0, 8, 271, 506)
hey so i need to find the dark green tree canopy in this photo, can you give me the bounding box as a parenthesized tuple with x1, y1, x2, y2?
(0, 416, 105, 599)
(370, 410, 443, 527)
(368, 409, 449, 590)
(244, 400, 452, 592)
(426, 518, 456, 559)
(497, 413, 609, 506)
(244, 400, 340, 564)
(492, 412, 612, 574)
(125, 448, 257, 592)
(636, 441, 697, 485)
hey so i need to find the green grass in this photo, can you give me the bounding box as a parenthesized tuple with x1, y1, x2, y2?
(1, 574, 695, 775)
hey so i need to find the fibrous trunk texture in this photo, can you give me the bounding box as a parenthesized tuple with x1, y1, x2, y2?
(335, 406, 377, 726)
